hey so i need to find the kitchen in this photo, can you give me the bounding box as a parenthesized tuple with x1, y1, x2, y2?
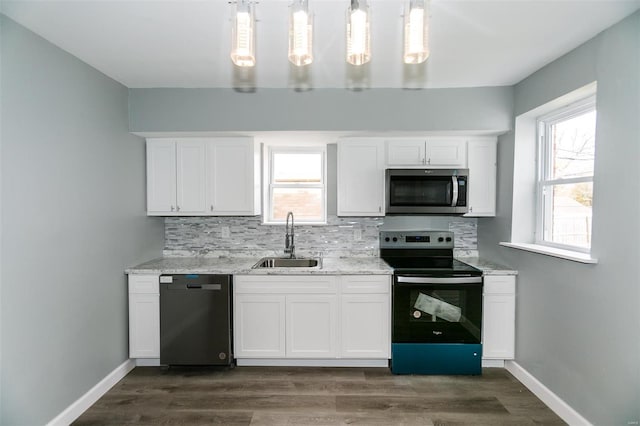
(1, 1, 639, 425)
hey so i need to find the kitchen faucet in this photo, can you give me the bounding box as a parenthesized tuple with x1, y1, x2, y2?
(284, 211, 295, 258)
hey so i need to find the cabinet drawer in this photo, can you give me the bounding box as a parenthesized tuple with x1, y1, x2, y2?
(128, 274, 159, 294)
(341, 275, 390, 294)
(484, 276, 515, 295)
(235, 275, 337, 294)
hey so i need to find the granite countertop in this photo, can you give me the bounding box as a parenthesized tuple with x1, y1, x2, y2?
(126, 256, 394, 275)
(457, 257, 518, 275)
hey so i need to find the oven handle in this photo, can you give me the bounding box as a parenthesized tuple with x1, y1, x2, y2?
(396, 276, 482, 284)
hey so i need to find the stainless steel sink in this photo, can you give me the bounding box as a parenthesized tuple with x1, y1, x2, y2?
(252, 257, 319, 268)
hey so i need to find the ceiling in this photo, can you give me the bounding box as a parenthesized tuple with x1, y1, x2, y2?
(2, 0, 639, 90)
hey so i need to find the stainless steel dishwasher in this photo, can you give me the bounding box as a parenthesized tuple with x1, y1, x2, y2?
(159, 274, 232, 366)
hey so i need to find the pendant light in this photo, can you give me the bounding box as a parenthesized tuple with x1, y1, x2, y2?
(231, 0, 256, 67)
(288, 0, 313, 66)
(346, 0, 371, 66)
(403, 0, 429, 64)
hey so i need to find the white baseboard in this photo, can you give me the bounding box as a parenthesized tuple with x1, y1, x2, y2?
(505, 361, 592, 426)
(236, 358, 389, 367)
(46, 359, 135, 426)
(482, 359, 505, 368)
(135, 358, 160, 367)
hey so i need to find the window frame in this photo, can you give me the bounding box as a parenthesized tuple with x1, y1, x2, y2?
(263, 143, 327, 225)
(535, 95, 596, 253)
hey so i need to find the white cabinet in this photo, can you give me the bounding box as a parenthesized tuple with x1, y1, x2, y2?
(340, 275, 390, 358)
(234, 275, 338, 359)
(234, 294, 286, 357)
(287, 295, 338, 357)
(465, 137, 497, 217)
(147, 139, 206, 215)
(337, 139, 385, 216)
(386, 138, 467, 167)
(482, 275, 516, 360)
(146, 138, 259, 216)
(206, 138, 260, 215)
(128, 274, 160, 358)
(233, 274, 390, 362)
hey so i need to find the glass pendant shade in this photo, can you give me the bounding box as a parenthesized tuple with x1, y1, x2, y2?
(403, 0, 429, 64)
(288, 0, 313, 66)
(231, 0, 256, 67)
(346, 0, 371, 66)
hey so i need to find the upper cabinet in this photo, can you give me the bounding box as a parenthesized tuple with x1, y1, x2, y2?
(386, 137, 467, 168)
(206, 139, 261, 216)
(337, 139, 385, 216)
(146, 138, 260, 216)
(465, 137, 497, 217)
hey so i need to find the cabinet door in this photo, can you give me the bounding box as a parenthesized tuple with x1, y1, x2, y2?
(341, 294, 390, 358)
(337, 139, 385, 216)
(129, 293, 160, 358)
(483, 276, 515, 360)
(465, 138, 497, 217)
(386, 139, 425, 166)
(175, 140, 207, 214)
(234, 294, 286, 358)
(206, 139, 260, 215)
(146, 139, 177, 214)
(286, 295, 338, 358)
(426, 138, 467, 167)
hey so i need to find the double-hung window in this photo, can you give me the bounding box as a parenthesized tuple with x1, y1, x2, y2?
(536, 96, 596, 252)
(264, 145, 327, 224)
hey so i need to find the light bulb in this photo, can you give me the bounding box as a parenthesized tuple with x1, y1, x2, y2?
(346, 1, 370, 66)
(404, 0, 429, 64)
(289, 1, 313, 66)
(231, 2, 256, 67)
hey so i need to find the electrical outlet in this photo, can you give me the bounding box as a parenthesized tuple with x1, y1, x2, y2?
(221, 226, 230, 239)
(353, 229, 362, 241)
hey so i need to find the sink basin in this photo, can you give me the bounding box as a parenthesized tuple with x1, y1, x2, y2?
(253, 257, 319, 268)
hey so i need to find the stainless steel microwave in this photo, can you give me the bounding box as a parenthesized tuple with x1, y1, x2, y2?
(385, 168, 469, 215)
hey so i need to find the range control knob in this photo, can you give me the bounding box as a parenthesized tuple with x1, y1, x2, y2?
(392, 237, 398, 242)
(446, 237, 452, 242)
(438, 237, 444, 242)
(385, 237, 390, 242)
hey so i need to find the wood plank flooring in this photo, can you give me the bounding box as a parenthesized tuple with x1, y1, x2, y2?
(73, 366, 565, 425)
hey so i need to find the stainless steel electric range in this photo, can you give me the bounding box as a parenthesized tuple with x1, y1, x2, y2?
(380, 230, 484, 375)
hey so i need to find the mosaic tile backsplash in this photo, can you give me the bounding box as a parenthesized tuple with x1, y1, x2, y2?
(164, 215, 478, 258)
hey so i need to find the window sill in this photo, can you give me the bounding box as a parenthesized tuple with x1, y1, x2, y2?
(499, 242, 598, 264)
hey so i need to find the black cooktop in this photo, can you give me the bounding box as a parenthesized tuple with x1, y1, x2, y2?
(379, 230, 482, 277)
(381, 257, 483, 276)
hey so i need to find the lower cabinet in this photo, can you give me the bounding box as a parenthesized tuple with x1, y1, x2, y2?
(234, 294, 286, 357)
(340, 276, 391, 358)
(128, 274, 160, 358)
(482, 275, 516, 360)
(234, 274, 391, 361)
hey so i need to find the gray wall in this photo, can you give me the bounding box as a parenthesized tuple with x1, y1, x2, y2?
(0, 16, 164, 425)
(129, 86, 513, 134)
(478, 11, 640, 425)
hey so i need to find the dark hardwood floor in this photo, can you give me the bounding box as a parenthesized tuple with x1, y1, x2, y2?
(73, 366, 565, 425)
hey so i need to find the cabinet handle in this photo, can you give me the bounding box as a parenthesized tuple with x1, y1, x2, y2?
(176, 205, 180, 212)
(378, 206, 381, 213)
(210, 205, 214, 212)
(427, 158, 431, 165)
(469, 206, 473, 213)
(170, 205, 175, 212)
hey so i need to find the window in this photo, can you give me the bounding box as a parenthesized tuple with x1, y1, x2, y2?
(264, 145, 326, 224)
(536, 96, 596, 252)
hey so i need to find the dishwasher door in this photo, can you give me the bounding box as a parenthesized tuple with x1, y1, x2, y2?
(160, 274, 232, 366)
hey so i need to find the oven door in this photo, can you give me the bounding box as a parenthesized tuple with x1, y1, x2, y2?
(393, 275, 483, 344)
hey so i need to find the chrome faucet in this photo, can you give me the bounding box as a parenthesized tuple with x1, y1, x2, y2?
(284, 211, 295, 258)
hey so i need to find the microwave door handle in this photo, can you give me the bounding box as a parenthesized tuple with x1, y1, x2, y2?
(451, 176, 459, 206)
